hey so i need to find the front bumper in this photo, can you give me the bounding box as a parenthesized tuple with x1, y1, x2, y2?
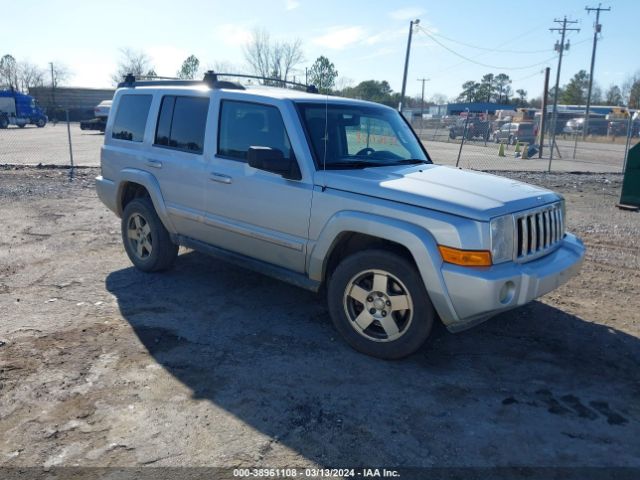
(440, 233, 585, 332)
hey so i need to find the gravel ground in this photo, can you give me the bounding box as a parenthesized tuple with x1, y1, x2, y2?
(1, 166, 639, 475)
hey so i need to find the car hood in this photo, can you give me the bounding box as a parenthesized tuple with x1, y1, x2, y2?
(315, 164, 560, 221)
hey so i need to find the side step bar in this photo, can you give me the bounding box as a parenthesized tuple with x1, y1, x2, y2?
(175, 235, 321, 293)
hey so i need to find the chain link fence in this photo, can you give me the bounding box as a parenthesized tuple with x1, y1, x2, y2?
(0, 112, 103, 169)
(411, 106, 638, 173)
(1, 103, 638, 175)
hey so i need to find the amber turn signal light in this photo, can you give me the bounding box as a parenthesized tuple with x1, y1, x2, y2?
(438, 245, 492, 267)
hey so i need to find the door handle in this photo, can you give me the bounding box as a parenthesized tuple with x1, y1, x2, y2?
(210, 172, 232, 184)
(146, 159, 163, 169)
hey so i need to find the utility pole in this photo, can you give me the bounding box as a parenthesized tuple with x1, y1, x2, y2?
(49, 62, 56, 106)
(399, 18, 420, 113)
(583, 4, 611, 138)
(417, 78, 430, 118)
(538, 67, 551, 159)
(548, 17, 580, 170)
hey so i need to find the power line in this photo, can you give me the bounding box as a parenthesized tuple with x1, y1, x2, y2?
(416, 25, 559, 71)
(421, 28, 554, 54)
(583, 4, 611, 138)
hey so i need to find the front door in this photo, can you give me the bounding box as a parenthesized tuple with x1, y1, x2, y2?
(203, 99, 312, 273)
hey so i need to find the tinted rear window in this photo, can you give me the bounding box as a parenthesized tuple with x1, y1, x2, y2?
(154, 95, 209, 153)
(112, 95, 152, 142)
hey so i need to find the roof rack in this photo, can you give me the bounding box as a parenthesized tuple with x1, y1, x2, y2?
(118, 71, 318, 93)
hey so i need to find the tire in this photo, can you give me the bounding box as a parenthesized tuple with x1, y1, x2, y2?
(121, 197, 178, 272)
(327, 249, 435, 359)
(36, 119, 46, 128)
(0, 117, 8, 129)
(508, 135, 514, 145)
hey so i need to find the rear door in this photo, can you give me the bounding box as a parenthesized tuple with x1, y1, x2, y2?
(146, 93, 211, 241)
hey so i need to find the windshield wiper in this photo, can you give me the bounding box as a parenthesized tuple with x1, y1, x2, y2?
(388, 159, 430, 165)
(324, 160, 382, 169)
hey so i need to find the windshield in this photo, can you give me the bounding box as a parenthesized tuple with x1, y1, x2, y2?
(296, 102, 430, 169)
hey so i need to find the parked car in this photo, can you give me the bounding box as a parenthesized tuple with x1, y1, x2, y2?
(493, 122, 536, 145)
(608, 119, 640, 137)
(80, 100, 112, 132)
(563, 117, 609, 136)
(449, 117, 492, 141)
(96, 72, 584, 359)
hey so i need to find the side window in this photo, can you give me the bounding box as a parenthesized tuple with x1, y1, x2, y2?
(154, 95, 209, 154)
(218, 100, 292, 161)
(112, 95, 152, 142)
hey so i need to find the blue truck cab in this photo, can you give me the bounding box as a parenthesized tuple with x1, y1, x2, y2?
(0, 90, 48, 128)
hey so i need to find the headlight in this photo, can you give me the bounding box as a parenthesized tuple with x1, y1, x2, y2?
(490, 214, 514, 264)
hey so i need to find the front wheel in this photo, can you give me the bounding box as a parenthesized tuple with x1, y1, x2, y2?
(121, 197, 178, 272)
(36, 119, 46, 128)
(327, 249, 435, 359)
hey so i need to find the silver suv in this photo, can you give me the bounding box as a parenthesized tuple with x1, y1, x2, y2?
(96, 73, 585, 359)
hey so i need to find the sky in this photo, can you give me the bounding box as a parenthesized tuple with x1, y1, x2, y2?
(3, 0, 638, 102)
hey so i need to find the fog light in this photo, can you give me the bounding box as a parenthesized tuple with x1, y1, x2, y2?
(499, 281, 515, 304)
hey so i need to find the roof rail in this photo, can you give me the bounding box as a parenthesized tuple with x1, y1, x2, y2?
(117, 71, 318, 93)
(214, 73, 318, 93)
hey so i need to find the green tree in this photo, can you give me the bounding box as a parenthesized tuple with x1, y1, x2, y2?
(515, 89, 528, 106)
(341, 80, 397, 106)
(308, 55, 338, 93)
(605, 84, 622, 105)
(178, 55, 200, 79)
(494, 73, 512, 103)
(629, 80, 640, 109)
(477, 73, 495, 102)
(560, 70, 589, 104)
(457, 80, 480, 102)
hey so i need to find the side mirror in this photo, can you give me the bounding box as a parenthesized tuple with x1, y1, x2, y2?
(247, 146, 301, 181)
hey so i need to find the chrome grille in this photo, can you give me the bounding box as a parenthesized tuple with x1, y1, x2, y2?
(515, 202, 564, 262)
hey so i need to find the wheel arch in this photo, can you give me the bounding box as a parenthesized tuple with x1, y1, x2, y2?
(115, 169, 177, 234)
(308, 211, 459, 325)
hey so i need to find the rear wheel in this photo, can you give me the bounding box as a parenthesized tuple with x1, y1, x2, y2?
(327, 249, 435, 359)
(0, 117, 8, 129)
(121, 197, 178, 272)
(36, 118, 46, 128)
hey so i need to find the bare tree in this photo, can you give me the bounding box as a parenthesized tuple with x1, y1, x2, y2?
(18, 61, 45, 92)
(0, 54, 19, 90)
(429, 93, 447, 105)
(244, 28, 271, 78)
(335, 76, 355, 91)
(622, 71, 640, 108)
(205, 60, 238, 73)
(244, 28, 304, 82)
(279, 39, 303, 82)
(111, 48, 155, 84)
(49, 62, 70, 88)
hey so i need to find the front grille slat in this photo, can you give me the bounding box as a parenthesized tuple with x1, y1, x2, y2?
(514, 202, 564, 262)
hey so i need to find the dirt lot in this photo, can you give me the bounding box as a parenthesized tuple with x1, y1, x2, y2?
(1, 166, 639, 475)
